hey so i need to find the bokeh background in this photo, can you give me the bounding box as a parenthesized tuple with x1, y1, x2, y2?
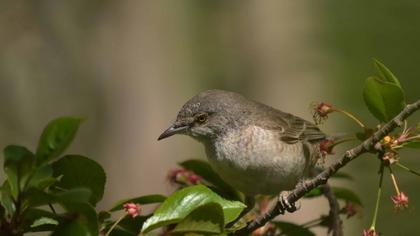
(1, 1, 420, 235)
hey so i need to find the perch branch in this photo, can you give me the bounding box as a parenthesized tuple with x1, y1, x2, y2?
(234, 100, 420, 236)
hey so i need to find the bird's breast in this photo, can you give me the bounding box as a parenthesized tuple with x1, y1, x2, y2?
(205, 126, 311, 195)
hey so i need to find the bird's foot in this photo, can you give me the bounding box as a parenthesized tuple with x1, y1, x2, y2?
(278, 192, 297, 213)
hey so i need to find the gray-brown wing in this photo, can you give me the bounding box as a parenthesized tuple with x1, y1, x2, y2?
(254, 103, 326, 144)
(277, 111, 326, 144)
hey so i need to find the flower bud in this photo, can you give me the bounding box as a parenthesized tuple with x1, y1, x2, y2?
(382, 151, 398, 165)
(382, 136, 392, 145)
(167, 168, 202, 186)
(123, 202, 141, 218)
(391, 192, 408, 209)
(312, 102, 334, 124)
(363, 228, 380, 236)
(320, 139, 335, 157)
(343, 202, 357, 219)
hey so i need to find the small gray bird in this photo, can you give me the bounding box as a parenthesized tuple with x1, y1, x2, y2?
(158, 90, 325, 198)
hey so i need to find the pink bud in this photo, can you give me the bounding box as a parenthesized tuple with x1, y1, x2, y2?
(187, 174, 201, 185)
(382, 151, 398, 165)
(312, 102, 334, 124)
(167, 168, 201, 186)
(123, 202, 141, 218)
(316, 103, 333, 117)
(344, 202, 357, 219)
(363, 228, 379, 236)
(320, 139, 335, 157)
(391, 192, 409, 209)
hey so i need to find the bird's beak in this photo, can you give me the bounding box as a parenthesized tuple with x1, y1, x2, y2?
(158, 124, 189, 140)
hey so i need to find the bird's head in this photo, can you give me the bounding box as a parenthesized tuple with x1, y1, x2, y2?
(158, 90, 249, 141)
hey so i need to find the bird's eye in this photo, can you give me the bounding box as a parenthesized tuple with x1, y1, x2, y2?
(196, 114, 207, 123)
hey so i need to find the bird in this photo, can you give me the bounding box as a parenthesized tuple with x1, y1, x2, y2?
(158, 89, 326, 208)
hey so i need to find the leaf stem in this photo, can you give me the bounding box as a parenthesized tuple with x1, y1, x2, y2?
(402, 120, 408, 134)
(333, 108, 366, 128)
(330, 138, 357, 149)
(395, 162, 420, 177)
(105, 214, 126, 236)
(370, 162, 384, 230)
(388, 166, 400, 195)
(402, 134, 420, 142)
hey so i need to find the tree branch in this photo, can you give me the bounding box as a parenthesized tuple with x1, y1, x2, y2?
(234, 100, 420, 236)
(321, 183, 343, 236)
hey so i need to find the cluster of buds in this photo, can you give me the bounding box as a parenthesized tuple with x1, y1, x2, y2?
(167, 168, 202, 186)
(381, 151, 398, 165)
(123, 202, 142, 218)
(380, 135, 402, 150)
(380, 137, 400, 166)
(311, 102, 418, 236)
(392, 134, 410, 147)
(381, 127, 420, 151)
(381, 135, 393, 146)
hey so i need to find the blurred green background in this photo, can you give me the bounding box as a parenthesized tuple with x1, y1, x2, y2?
(1, 1, 419, 235)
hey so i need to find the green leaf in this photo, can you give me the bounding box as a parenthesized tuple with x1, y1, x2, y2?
(106, 228, 136, 236)
(373, 59, 401, 87)
(0, 181, 15, 217)
(25, 187, 91, 209)
(3, 145, 35, 199)
(58, 201, 98, 236)
(106, 215, 150, 236)
(110, 194, 166, 211)
(98, 211, 111, 223)
(141, 185, 246, 233)
(179, 159, 241, 200)
(36, 117, 82, 164)
(23, 208, 61, 232)
(24, 188, 54, 207)
(173, 203, 224, 234)
(272, 221, 315, 236)
(403, 140, 420, 149)
(332, 187, 363, 206)
(52, 220, 90, 236)
(52, 155, 106, 205)
(0, 204, 4, 221)
(27, 164, 54, 189)
(55, 188, 92, 204)
(31, 217, 59, 228)
(363, 76, 406, 122)
(52, 188, 96, 235)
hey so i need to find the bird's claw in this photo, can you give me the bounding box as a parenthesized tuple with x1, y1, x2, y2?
(279, 193, 297, 213)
